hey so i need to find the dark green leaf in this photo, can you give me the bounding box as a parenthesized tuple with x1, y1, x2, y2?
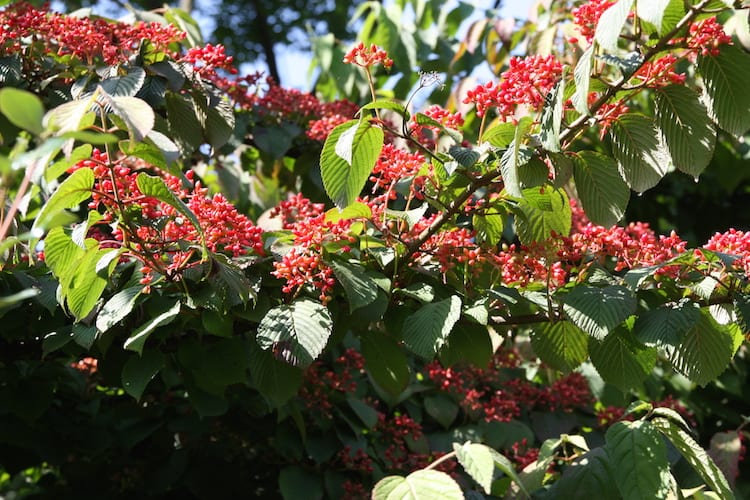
(609, 113, 671, 193)
(279, 466, 323, 500)
(360, 333, 410, 397)
(257, 298, 333, 367)
(424, 395, 459, 429)
(633, 299, 700, 349)
(124, 300, 181, 354)
(562, 285, 636, 340)
(589, 327, 657, 392)
(699, 45, 750, 137)
(329, 259, 379, 312)
(605, 420, 671, 500)
(248, 341, 303, 408)
(572, 151, 629, 227)
(665, 308, 735, 386)
(514, 186, 571, 244)
(530, 320, 589, 372)
(655, 85, 716, 179)
(122, 349, 165, 401)
(449, 145, 480, 168)
(96, 285, 143, 333)
(652, 417, 735, 499)
(439, 323, 493, 368)
(166, 92, 203, 153)
(98, 67, 146, 97)
(402, 296, 462, 358)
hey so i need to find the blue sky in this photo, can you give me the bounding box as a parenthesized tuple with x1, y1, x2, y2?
(257, 0, 535, 90)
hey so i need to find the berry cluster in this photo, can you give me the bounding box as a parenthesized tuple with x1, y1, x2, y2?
(463, 55, 563, 120)
(343, 42, 394, 70)
(686, 17, 733, 57)
(570, 0, 615, 44)
(65, 151, 264, 286)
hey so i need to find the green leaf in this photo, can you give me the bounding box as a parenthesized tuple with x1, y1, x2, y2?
(633, 300, 700, 349)
(413, 112, 462, 143)
(136, 173, 205, 256)
(324, 201, 372, 223)
(500, 116, 533, 198)
(279, 466, 323, 500)
(197, 88, 235, 149)
(124, 300, 181, 354)
(101, 93, 155, 142)
(163, 6, 203, 46)
(609, 113, 671, 193)
(539, 78, 565, 153)
(660, 0, 685, 33)
(72, 324, 97, 350)
(424, 395, 459, 429)
(655, 85, 716, 179)
(33, 168, 94, 232)
(98, 66, 146, 97)
(439, 323, 493, 368)
(562, 285, 636, 340)
(473, 205, 505, 245)
(372, 470, 463, 500)
(530, 320, 589, 372)
(482, 122, 516, 148)
(449, 145, 480, 168)
(1, 288, 40, 310)
(0, 88, 44, 135)
(488, 448, 530, 498)
(605, 420, 671, 500)
(589, 326, 657, 392)
(96, 286, 143, 333)
(636, 0, 671, 34)
(546, 448, 617, 499)
(121, 349, 165, 401)
(257, 298, 333, 368)
(698, 45, 750, 137)
(329, 259, 379, 312)
(572, 151, 629, 227)
(248, 341, 303, 408)
(321, 118, 384, 209)
(453, 442, 496, 494)
(665, 308, 735, 386)
(514, 186, 571, 244)
(360, 333, 410, 397)
(66, 246, 113, 319)
(594, 0, 635, 52)
(348, 398, 379, 429)
(214, 254, 257, 305)
(402, 296, 462, 358)
(361, 99, 408, 117)
(165, 92, 203, 153)
(43, 94, 97, 134)
(572, 45, 595, 115)
(651, 417, 735, 500)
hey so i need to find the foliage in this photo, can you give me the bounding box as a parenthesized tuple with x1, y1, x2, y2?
(1, 0, 750, 497)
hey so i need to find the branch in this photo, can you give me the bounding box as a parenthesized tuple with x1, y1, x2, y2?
(559, 0, 713, 144)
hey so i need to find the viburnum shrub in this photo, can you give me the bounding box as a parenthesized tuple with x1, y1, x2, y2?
(1, 0, 750, 497)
